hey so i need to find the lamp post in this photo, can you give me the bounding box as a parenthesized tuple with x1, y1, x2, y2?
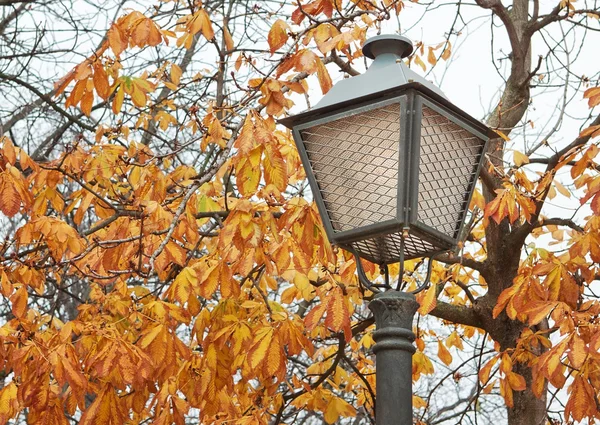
(280, 34, 494, 425)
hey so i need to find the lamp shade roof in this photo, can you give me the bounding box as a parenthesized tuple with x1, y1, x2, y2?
(279, 35, 495, 140)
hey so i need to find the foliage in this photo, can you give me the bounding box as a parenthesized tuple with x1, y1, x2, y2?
(1, 0, 600, 424)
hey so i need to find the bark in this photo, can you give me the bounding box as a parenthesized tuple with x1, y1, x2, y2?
(474, 1, 548, 424)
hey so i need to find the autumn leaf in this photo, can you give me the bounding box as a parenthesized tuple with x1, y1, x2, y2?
(565, 376, 596, 422)
(247, 327, 274, 370)
(513, 150, 530, 166)
(10, 285, 28, 318)
(437, 340, 453, 366)
(427, 47, 437, 66)
(0, 170, 22, 216)
(584, 86, 600, 108)
(0, 382, 19, 424)
(171, 63, 182, 85)
(80, 384, 127, 425)
(324, 396, 356, 424)
(414, 55, 426, 71)
(325, 286, 350, 335)
(484, 184, 536, 224)
(93, 63, 110, 100)
(417, 284, 437, 315)
(268, 20, 289, 54)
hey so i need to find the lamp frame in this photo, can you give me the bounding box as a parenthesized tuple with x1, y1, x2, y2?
(281, 82, 491, 264)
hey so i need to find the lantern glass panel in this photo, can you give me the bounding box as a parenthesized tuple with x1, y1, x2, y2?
(299, 102, 401, 233)
(417, 104, 486, 238)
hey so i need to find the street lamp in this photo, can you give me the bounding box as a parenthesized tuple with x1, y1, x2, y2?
(279, 34, 493, 425)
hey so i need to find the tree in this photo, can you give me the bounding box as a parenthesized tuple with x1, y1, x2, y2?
(0, 0, 600, 424)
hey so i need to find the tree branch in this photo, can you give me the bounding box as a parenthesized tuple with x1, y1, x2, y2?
(430, 301, 483, 329)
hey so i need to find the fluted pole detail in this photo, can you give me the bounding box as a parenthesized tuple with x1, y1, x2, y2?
(368, 291, 419, 425)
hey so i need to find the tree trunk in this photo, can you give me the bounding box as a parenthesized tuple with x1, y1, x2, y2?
(477, 1, 549, 423)
(508, 363, 547, 425)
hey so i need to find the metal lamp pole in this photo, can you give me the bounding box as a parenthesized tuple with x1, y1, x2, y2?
(369, 291, 418, 425)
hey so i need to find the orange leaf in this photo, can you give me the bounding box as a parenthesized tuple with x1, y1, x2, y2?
(568, 334, 587, 369)
(80, 384, 127, 425)
(584, 86, 600, 108)
(93, 63, 110, 100)
(10, 285, 27, 318)
(0, 171, 22, 217)
(264, 333, 285, 380)
(316, 58, 333, 94)
(108, 24, 127, 56)
(305, 300, 328, 331)
(268, 19, 289, 54)
(325, 287, 349, 333)
(441, 42, 452, 60)
(437, 340, 452, 366)
(565, 376, 595, 421)
(528, 302, 557, 326)
(427, 47, 437, 66)
(479, 356, 499, 384)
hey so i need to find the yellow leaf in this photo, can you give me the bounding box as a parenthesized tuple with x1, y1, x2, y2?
(236, 146, 262, 196)
(414, 55, 426, 72)
(513, 150, 530, 166)
(417, 285, 437, 315)
(112, 86, 124, 114)
(324, 397, 356, 424)
(495, 129, 511, 141)
(171, 63, 182, 85)
(167, 267, 198, 304)
(568, 334, 587, 369)
(248, 327, 273, 370)
(139, 324, 165, 349)
(263, 145, 287, 192)
(507, 372, 526, 391)
(0, 382, 19, 424)
(554, 180, 571, 198)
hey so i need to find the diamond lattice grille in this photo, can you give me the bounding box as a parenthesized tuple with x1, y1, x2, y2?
(300, 103, 401, 232)
(350, 231, 439, 264)
(417, 106, 485, 237)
